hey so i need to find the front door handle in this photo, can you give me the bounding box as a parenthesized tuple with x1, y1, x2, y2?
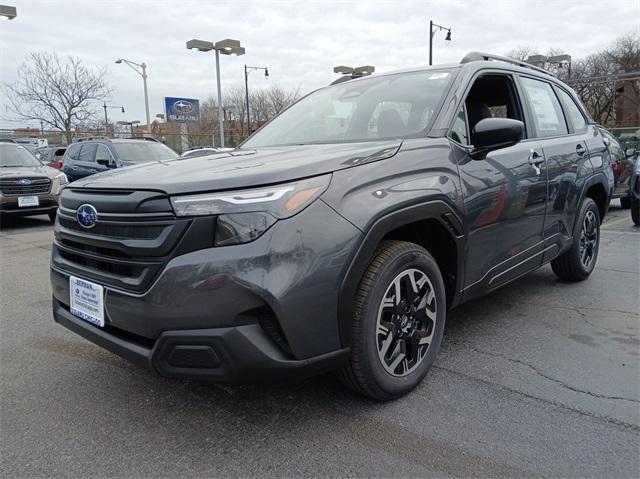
(528, 150, 544, 176)
(576, 144, 586, 156)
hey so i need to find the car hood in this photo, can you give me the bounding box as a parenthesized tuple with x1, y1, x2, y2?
(70, 141, 402, 194)
(0, 165, 61, 179)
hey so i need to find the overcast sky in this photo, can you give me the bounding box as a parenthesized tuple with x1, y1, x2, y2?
(1, 0, 638, 129)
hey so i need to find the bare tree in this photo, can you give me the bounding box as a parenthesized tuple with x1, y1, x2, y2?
(4, 52, 111, 143)
(506, 46, 539, 62)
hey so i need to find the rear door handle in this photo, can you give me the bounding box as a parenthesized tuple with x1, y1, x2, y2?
(576, 144, 586, 156)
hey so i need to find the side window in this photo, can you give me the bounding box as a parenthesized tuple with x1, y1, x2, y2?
(65, 144, 82, 163)
(95, 144, 112, 163)
(555, 88, 587, 133)
(520, 77, 568, 138)
(449, 107, 469, 145)
(78, 144, 97, 163)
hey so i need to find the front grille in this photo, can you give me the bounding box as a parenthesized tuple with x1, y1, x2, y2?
(51, 188, 199, 293)
(0, 177, 51, 195)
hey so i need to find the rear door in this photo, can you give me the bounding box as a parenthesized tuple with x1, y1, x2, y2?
(74, 143, 98, 179)
(518, 77, 596, 260)
(61, 144, 82, 181)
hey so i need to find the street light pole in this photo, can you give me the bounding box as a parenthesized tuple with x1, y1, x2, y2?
(102, 102, 125, 137)
(186, 38, 245, 148)
(115, 58, 151, 133)
(244, 65, 269, 136)
(429, 20, 452, 66)
(215, 50, 225, 147)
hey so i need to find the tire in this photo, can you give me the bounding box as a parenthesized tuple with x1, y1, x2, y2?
(48, 211, 57, 223)
(551, 198, 600, 282)
(338, 240, 447, 401)
(620, 196, 631, 209)
(631, 197, 640, 226)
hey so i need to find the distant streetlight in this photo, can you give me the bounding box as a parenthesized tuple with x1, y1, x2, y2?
(0, 5, 17, 20)
(547, 54, 573, 79)
(331, 65, 375, 85)
(103, 102, 125, 136)
(186, 38, 245, 148)
(429, 20, 452, 66)
(115, 58, 151, 132)
(244, 65, 269, 135)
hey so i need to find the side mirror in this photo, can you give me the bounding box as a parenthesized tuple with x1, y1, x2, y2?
(625, 148, 636, 158)
(96, 158, 115, 168)
(470, 118, 524, 159)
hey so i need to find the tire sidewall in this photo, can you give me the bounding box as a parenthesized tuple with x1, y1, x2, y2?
(358, 246, 446, 398)
(572, 198, 600, 276)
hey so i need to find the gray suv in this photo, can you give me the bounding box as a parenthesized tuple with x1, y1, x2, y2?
(50, 53, 613, 400)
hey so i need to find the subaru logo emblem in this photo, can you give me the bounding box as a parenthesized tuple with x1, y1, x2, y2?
(76, 204, 98, 229)
(173, 100, 194, 114)
(17, 178, 32, 185)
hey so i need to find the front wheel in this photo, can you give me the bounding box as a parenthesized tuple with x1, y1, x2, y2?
(631, 196, 639, 226)
(551, 198, 600, 282)
(338, 241, 446, 400)
(620, 196, 631, 209)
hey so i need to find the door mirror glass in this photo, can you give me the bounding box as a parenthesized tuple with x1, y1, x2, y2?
(470, 118, 524, 159)
(96, 158, 112, 167)
(626, 148, 636, 158)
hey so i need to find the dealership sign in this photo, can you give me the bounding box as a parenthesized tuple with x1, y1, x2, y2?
(164, 97, 200, 123)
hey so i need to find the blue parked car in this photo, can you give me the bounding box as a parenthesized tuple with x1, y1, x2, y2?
(61, 138, 178, 182)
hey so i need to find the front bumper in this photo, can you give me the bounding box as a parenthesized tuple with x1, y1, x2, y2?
(52, 297, 348, 381)
(51, 200, 361, 381)
(0, 193, 58, 216)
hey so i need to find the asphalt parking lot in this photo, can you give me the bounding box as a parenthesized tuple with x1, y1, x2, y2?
(1, 202, 638, 478)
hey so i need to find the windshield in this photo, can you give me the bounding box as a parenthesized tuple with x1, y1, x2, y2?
(0, 145, 42, 167)
(243, 69, 454, 148)
(113, 142, 179, 162)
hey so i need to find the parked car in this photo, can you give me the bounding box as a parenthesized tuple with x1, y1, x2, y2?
(50, 52, 612, 400)
(599, 128, 635, 209)
(181, 147, 234, 158)
(35, 146, 67, 169)
(61, 138, 179, 182)
(0, 143, 68, 222)
(630, 153, 640, 225)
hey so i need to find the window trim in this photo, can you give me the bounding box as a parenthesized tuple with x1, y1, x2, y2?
(553, 85, 588, 135)
(446, 69, 528, 148)
(94, 143, 115, 164)
(516, 74, 571, 140)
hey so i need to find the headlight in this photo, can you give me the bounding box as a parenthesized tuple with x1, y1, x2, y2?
(171, 174, 331, 246)
(51, 172, 68, 194)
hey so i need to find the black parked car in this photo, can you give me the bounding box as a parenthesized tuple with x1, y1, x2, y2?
(630, 154, 640, 225)
(50, 53, 613, 400)
(598, 128, 635, 209)
(61, 138, 178, 182)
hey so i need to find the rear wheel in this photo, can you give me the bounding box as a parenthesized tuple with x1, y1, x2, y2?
(551, 198, 600, 282)
(620, 196, 631, 209)
(338, 241, 446, 400)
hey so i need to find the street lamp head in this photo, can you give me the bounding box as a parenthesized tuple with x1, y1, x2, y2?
(333, 65, 354, 75)
(115, 59, 123, 64)
(121, 107, 125, 113)
(0, 5, 17, 20)
(264, 68, 269, 77)
(215, 39, 241, 51)
(224, 46, 245, 56)
(186, 39, 214, 52)
(445, 30, 452, 41)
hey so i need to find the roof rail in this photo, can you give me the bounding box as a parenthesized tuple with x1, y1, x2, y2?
(460, 51, 556, 78)
(124, 136, 159, 142)
(76, 136, 110, 142)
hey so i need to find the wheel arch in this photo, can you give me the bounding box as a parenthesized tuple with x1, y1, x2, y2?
(337, 198, 465, 348)
(579, 173, 610, 226)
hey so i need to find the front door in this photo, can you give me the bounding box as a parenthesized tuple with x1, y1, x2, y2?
(449, 73, 548, 299)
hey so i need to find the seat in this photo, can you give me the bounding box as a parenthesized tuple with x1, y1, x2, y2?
(466, 102, 492, 133)
(377, 109, 407, 138)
